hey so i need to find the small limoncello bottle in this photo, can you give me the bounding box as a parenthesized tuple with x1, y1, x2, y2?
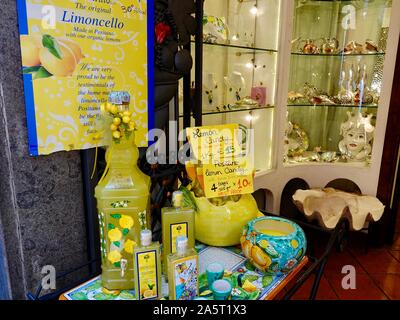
(167, 236, 199, 300)
(133, 229, 162, 300)
(161, 191, 195, 278)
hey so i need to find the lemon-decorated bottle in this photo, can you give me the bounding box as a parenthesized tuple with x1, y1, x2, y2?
(95, 91, 151, 290)
(161, 191, 195, 278)
(167, 236, 198, 300)
(133, 229, 162, 300)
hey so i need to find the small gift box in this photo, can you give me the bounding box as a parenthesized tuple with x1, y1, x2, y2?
(251, 87, 267, 105)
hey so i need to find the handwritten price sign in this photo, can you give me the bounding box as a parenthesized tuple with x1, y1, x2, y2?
(202, 159, 254, 198)
(186, 124, 254, 198)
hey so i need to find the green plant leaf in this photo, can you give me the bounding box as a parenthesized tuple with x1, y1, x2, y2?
(114, 262, 121, 268)
(42, 34, 63, 59)
(179, 186, 198, 211)
(23, 66, 41, 74)
(122, 228, 129, 236)
(198, 273, 208, 289)
(262, 275, 273, 287)
(108, 223, 115, 230)
(247, 291, 260, 300)
(113, 241, 120, 247)
(242, 274, 259, 283)
(244, 260, 256, 271)
(32, 67, 52, 80)
(111, 214, 121, 219)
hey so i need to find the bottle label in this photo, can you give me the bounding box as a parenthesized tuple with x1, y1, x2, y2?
(170, 223, 188, 253)
(135, 250, 159, 300)
(171, 255, 198, 300)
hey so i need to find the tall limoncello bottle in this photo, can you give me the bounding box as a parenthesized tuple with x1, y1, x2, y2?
(161, 191, 195, 278)
(95, 91, 151, 290)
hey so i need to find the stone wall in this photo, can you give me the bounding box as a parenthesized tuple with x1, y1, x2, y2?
(0, 0, 89, 299)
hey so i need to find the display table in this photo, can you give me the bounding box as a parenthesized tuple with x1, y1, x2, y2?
(59, 244, 309, 301)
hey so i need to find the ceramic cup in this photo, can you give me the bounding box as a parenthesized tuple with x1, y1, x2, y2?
(211, 279, 232, 300)
(206, 262, 224, 287)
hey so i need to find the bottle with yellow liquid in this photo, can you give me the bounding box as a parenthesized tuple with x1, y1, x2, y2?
(95, 91, 151, 290)
(133, 229, 162, 300)
(161, 191, 195, 278)
(167, 236, 198, 300)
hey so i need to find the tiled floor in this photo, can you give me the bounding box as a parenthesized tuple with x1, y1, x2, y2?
(290, 221, 400, 300)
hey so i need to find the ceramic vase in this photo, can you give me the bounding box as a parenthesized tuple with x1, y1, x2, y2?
(241, 216, 306, 275)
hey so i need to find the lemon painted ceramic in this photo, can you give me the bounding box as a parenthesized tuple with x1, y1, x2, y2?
(241, 217, 306, 275)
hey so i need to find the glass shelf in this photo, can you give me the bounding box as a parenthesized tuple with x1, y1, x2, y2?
(192, 40, 278, 54)
(287, 103, 378, 109)
(291, 52, 385, 57)
(285, 0, 390, 166)
(179, 105, 274, 118)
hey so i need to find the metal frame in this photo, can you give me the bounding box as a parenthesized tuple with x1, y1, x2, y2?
(282, 219, 347, 300)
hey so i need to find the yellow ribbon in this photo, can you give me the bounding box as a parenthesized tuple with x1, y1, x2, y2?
(99, 147, 112, 184)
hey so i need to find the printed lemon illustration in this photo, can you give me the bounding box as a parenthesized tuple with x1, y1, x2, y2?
(20, 35, 41, 67)
(119, 215, 134, 229)
(39, 35, 83, 77)
(124, 239, 137, 254)
(291, 239, 299, 249)
(250, 246, 272, 271)
(102, 287, 120, 296)
(242, 280, 257, 293)
(108, 228, 122, 242)
(258, 239, 269, 249)
(57, 37, 84, 62)
(107, 250, 121, 264)
(240, 236, 252, 258)
(143, 290, 155, 299)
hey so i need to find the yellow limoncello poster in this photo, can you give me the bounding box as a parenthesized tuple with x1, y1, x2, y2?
(16, 0, 154, 156)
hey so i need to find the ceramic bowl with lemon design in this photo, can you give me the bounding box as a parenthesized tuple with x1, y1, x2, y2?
(240, 216, 306, 275)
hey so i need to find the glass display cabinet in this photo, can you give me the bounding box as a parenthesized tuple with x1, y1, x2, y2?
(285, 0, 393, 167)
(180, 0, 282, 173)
(179, 0, 400, 212)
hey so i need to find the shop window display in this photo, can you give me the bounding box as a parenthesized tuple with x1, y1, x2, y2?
(285, 0, 392, 166)
(181, 0, 282, 173)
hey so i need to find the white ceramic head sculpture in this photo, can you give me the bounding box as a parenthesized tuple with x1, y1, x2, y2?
(339, 111, 375, 162)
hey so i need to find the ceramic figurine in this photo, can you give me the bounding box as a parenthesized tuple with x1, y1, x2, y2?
(288, 91, 304, 102)
(302, 39, 319, 54)
(283, 112, 293, 161)
(365, 40, 379, 53)
(343, 40, 363, 54)
(240, 216, 306, 274)
(338, 112, 375, 162)
(322, 37, 339, 54)
(203, 73, 218, 110)
(287, 123, 309, 158)
(224, 71, 245, 104)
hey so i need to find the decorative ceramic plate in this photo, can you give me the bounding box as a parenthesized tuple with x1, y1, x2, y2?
(287, 123, 309, 157)
(203, 15, 229, 44)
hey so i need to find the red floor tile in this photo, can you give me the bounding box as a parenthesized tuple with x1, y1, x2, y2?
(291, 275, 338, 300)
(370, 274, 400, 300)
(352, 248, 400, 274)
(391, 233, 400, 250)
(324, 250, 366, 276)
(389, 250, 400, 262)
(326, 273, 388, 300)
